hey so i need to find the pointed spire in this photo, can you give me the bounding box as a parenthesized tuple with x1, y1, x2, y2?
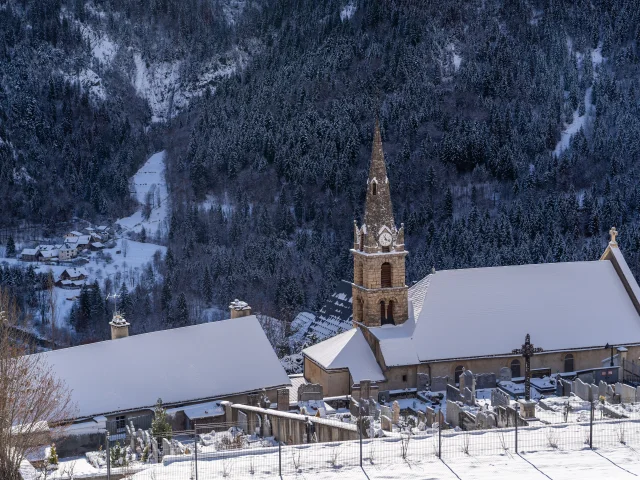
(363, 119, 396, 251)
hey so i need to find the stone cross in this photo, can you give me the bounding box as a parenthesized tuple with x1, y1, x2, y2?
(610, 226, 618, 244)
(391, 400, 400, 424)
(512, 333, 543, 401)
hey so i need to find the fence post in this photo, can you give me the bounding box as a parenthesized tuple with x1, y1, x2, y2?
(359, 404, 363, 468)
(514, 405, 518, 454)
(105, 433, 111, 480)
(438, 409, 442, 459)
(590, 401, 594, 450)
(278, 419, 282, 476)
(194, 427, 198, 480)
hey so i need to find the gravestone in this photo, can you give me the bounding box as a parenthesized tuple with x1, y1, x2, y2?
(463, 387, 476, 406)
(277, 388, 290, 411)
(590, 384, 599, 402)
(475, 373, 497, 390)
(392, 401, 400, 424)
(617, 383, 636, 404)
(238, 411, 248, 433)
(573, 379, 590, 401)
(491, 388, 509, 407)
(359, 399, 370, 416)
(447, 384, 462, 403)
(498, 367, 512, 382)
(261, 415, 271, 437)
(259, 389, 271, 408)
(555, 379, 564, 397)
(360, 380, 371, 400)
(561, 379, 573, 396)
(417, 373, 430, 391)
(349, 398, 360, 417)
(426, 406, 436, 426)
(247, 393, 260, 407)
(460, 369, 475, 394)
(381, 405, 391, 420)
(151, 438, 159, 463)
(162, 438, 171, 456)
(417, 411, 426, 428)
(372, 402, 380, 420)
(431, 376, 449, 392)
(637, 386, 640, 403)
(298, 383, 324, 402)
(606, 385, 615, 403)
(599, 381, 607, 399)
(378, 390, 390, 403)
(381, 415, 392, 431)
(445, 400, 461, 427)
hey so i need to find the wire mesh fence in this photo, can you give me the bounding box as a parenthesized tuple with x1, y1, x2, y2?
(102, 406, 640, 479)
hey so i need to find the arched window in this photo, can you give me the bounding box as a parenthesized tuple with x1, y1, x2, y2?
(454, 366, 464, 384)
(379, 300, 386, 324)
(372, 182, 377, 195)
(387, 300, 395, 324)
(359, 233, 364, 251)
(511, 359, 521, 378)
(381, 262, 392, 288)
(564, 354, 574, 373)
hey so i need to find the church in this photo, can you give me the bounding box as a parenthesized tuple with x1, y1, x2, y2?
(302, 121, 640, 397)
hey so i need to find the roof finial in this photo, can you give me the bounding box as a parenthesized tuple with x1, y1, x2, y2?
(609, 226, 619, 245)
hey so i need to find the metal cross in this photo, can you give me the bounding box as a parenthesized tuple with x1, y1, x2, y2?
(512, 333, 543, 401)
(107, 292, 121, 315)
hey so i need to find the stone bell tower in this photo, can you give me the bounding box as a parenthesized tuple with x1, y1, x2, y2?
(352, 119, 408, 328)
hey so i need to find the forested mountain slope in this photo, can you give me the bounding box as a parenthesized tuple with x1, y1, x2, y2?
(2, 0, 640, 341)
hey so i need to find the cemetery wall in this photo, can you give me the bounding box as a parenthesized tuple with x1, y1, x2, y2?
(381, 364, 418, 391)
(420, 346, 640, 383)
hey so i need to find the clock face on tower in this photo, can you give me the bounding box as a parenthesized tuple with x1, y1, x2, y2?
(379, 231, 392, 247)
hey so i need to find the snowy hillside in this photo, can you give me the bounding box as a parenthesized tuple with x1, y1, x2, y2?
(117, 151, 169, 237)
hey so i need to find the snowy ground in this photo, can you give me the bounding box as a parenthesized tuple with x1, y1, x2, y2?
(116, 151, 169, 237)
(119, 422, 640, 480)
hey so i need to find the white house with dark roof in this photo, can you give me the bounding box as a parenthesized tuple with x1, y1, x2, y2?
(302, 123, 640, 396)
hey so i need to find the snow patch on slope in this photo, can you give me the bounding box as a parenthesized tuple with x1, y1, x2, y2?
(553, 45, 604, 158)
(132, 51, 245, 123)
(63, 68, 107, 101)
(340, 2, 356, 21)
(117, 151, 169, 236)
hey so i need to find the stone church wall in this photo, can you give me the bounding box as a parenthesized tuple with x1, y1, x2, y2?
(303, 356, 351, 397)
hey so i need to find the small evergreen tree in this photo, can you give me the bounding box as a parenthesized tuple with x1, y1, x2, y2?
(6, 236, 15, 257)
(48, 443, 58, 465)
(151, 398, 172, 441)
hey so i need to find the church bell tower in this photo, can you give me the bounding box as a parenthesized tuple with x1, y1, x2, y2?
(352, 119, 408, 328)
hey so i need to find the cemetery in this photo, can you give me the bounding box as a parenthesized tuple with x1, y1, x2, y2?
(28, 350, 640, 480)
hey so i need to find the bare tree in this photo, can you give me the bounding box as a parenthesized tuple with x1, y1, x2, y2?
(0, 290, 74, 480)
(46, 273, 57, 349)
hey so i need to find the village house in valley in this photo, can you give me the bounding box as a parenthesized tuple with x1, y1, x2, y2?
(302, 121, 640, 396)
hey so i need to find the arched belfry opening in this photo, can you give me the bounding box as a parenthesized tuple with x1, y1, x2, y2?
(387, 300, 395, 324)
(381, 262, 392, 288)
(372, 182, 377, 195)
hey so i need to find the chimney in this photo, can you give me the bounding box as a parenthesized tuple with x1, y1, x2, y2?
(229, 299, 251, 319)
(109, 313, 130, 340)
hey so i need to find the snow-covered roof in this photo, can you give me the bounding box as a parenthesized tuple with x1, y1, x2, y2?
(40, 250, 58, 258)
(62, 267, 87, 278)
(32, 315, 291, 419)
(97, 226, 108, 231)
(412, 258, 640, 362)
(20, 248, 39, 256)
(69, 231, 83, 236)
(303, 328, 385, 382)
(76, 235, 91, 244)
(166, 401, 224, 420)
(287, 374, 308, 404)
(91, 242, 105, 248)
